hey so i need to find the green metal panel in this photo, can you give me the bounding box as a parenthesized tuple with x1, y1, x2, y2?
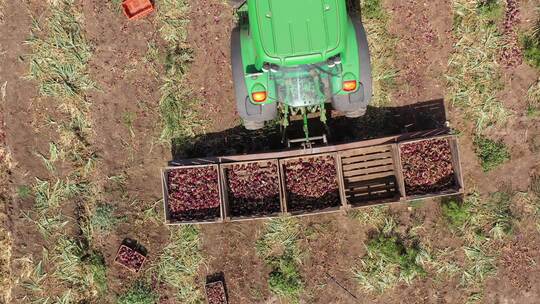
(238, 0, 361, 104)
(333, 17, 361, 96)
(256, 0, 339, 56)
(272, 64, 333, 107)
(248, 0, 348, 68)
(238, 15, 273, 105)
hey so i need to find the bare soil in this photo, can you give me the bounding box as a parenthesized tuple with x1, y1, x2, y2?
(386, 0, 453, 106)
(0, 0, 538, 303)
(185, 0, 239, 132)
(0, 2, 65, 301)
(297, 214, 369, 304)
(484, 231, 540, 304)
(199, 222, 271, 303)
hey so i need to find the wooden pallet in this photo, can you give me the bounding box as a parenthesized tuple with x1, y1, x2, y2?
(339, 145, 401, 207)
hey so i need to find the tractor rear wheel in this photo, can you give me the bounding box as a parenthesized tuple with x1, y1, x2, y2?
(353, 16, 373, 106)
(227, 0, 246, 9)
(345, 107, 367, 118)
(231, 27, 277, 130)
(331, 15, 373, 117)
(243, 120, 265, 130)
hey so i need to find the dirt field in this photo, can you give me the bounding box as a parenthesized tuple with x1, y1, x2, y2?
(0, 0, 539, 303)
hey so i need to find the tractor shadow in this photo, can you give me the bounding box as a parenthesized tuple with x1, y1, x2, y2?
(171, 99, 448, 162)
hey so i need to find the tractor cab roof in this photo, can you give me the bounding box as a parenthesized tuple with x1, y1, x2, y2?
(248, 0, 348, 67)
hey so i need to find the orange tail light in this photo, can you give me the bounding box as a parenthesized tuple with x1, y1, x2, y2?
(252, 91, 267, 102)
(343, 80, 357, 92)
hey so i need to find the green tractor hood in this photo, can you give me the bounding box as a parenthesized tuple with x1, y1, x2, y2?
(249, 0, 348, 67)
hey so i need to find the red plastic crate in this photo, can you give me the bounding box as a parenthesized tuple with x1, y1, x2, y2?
(122, 0, 154, 20)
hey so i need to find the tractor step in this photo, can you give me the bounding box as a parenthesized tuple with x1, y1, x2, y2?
(286, 134, 327, 149)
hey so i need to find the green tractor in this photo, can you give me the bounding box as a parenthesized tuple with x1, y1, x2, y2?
(230, 0, 372, 131)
